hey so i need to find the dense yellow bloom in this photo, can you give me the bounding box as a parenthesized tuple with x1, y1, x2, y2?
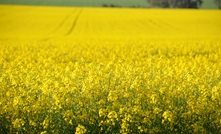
(0, 4, 221, 134)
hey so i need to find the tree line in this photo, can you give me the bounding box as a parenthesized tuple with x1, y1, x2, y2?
(214, 0, 221, 8)
(148, 0, 221, 9)
(102, 0, 221, 9)
(147, 0, 203, 8)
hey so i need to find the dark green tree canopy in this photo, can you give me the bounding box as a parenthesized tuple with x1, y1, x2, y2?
(148, 0, 203, 8)
(214, 0, 221, 8)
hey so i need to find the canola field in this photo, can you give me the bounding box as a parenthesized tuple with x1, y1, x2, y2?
(0, 5, 221, 133)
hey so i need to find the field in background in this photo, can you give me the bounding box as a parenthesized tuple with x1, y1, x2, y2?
(0, 5, 220, 40)
(0, 5, 221, 133)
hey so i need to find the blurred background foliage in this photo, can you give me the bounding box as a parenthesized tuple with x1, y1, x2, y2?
(0, 0, 220, 9)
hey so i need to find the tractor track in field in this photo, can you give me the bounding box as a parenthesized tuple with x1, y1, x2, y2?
(147, 18, 179, 31)
(53, 14, 72, 32)
(40, 9, 82, 41)
(65, 9, 82, 36)
(52, 9, 80, 34)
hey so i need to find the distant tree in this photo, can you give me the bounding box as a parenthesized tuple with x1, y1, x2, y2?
(147, 0, 171, 7)
(214, 0, 221, 9)
(102, 4, 122, 8)
(147, 0, 203, 8)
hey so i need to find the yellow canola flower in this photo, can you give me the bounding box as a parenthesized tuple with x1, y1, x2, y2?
(107, 111, 118, 119)
(153, 107, 161, 115)
(75, 124, 87, 134)
(107, 90, 118, 102)
(99, 109, 107, 117)
(162, 110, 173, 122)
(29, 120, 37, 127)
(42, 117, 49, 129)
(12, 118, 25, 129)
(40, 131, 47, 134)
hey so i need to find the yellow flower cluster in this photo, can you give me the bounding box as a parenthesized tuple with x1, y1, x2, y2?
(0, 39, 221, 133)
(0, 5, 221, 133)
